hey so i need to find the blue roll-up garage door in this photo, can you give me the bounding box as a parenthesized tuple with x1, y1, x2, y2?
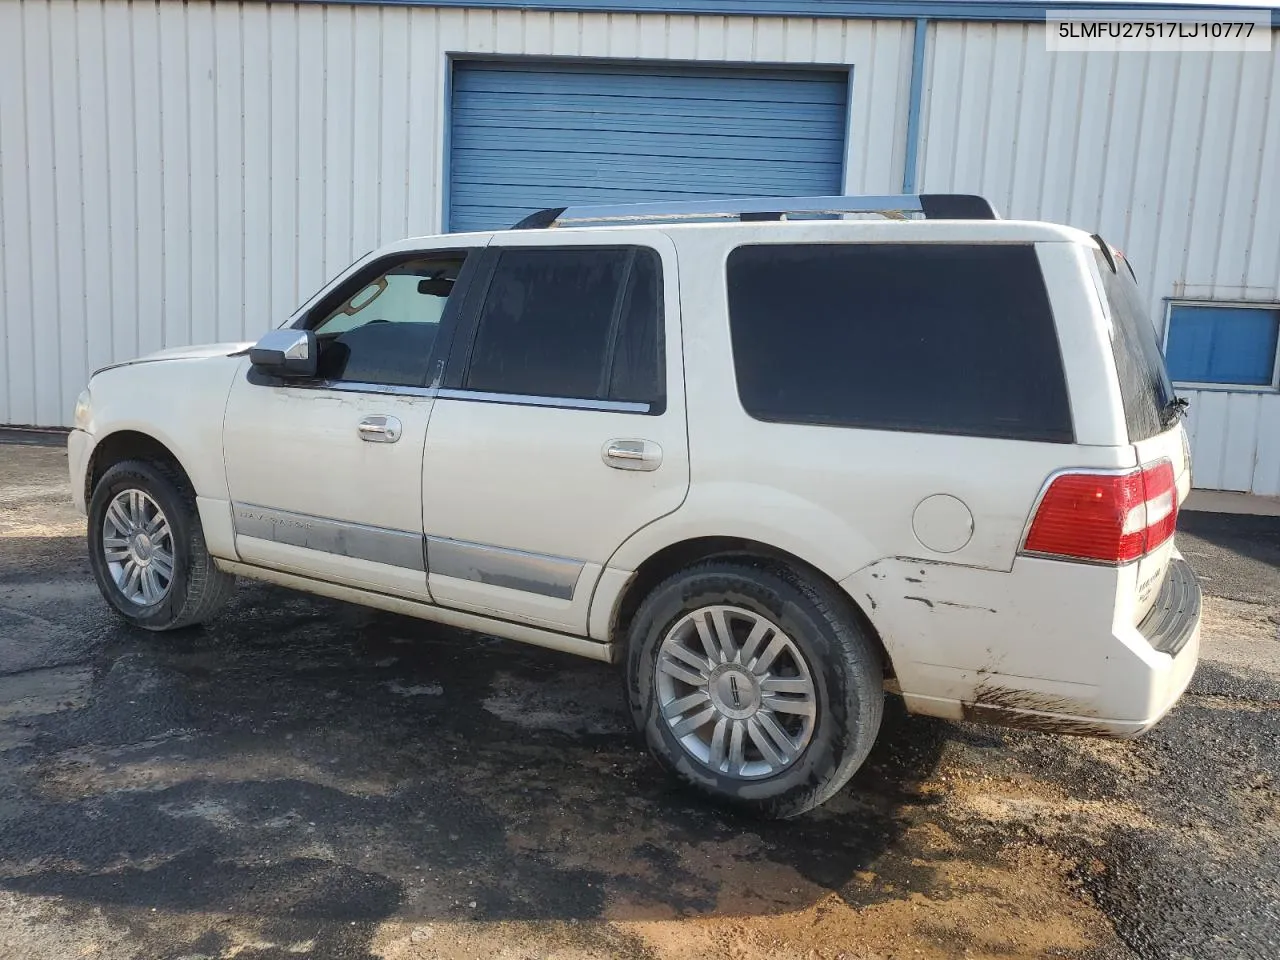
(448, 61, 849, 233)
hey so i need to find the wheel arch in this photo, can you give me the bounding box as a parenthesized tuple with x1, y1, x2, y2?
(83, 432, 239, 631)
(602, 535, 895, 679)
(85, 429, 196, 507)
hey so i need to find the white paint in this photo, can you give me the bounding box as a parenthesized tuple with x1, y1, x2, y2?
(222, 370, 438, 603)
(912, 494, 974, 554)
(422, 228, 689, 635)
(0, 2, 1275, 495)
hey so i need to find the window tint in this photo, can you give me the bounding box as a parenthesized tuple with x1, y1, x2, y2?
(464, 247, 664, 409)
(608, 249, 664, 405)
(311, 255, 465, 387)
(1093, 247, 1176, 440)
(726, 243, 1073, 442)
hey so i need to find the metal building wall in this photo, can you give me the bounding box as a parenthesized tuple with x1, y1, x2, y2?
(3, 3, 1276, 495)
(918, 22, 1280, 494)
(0, 0, 913, 428)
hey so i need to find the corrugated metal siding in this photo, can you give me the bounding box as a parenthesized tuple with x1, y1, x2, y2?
(4, 4, 1277, 496)
(449, 60, 849, 232)
(0, 0, 911, 428)
(918, 22, 1280, 494)
(1181, 389, 1280, 494)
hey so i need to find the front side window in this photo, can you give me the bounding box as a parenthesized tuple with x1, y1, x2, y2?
(726, 243, 1073, 442)
(309, 255, 467, 387)
(463, 247, 664, 410)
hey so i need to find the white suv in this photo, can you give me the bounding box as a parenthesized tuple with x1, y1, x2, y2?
(68, 194, 1200, 818)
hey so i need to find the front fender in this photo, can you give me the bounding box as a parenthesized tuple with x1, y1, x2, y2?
(83, 354, 245, 501)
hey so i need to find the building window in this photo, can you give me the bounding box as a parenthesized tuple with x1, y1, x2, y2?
(1164, 303, 1280, 389)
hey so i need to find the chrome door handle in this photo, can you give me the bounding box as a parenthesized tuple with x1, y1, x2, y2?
(603, 439, 662, 471)
(358, 415, 402, 443)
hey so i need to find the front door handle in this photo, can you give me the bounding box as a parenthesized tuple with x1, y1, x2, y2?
(603, 439, 662, 471)
(358, 415, 402, 443)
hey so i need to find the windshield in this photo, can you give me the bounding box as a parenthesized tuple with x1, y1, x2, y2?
(1094, 243, 1177, 441)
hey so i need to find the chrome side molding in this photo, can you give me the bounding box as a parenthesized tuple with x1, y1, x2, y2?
(233, 503, 426, 571)
(436, 388, 650, 415)
(427, 536, 582, 601)
(231, 503, 585, 600)
(265, 379, 651, 415)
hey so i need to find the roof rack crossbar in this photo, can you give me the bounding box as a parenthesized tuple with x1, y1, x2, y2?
(510, 194, 997, 229)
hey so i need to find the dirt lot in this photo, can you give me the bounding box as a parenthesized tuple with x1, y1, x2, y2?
(2, 439, 1278, 960)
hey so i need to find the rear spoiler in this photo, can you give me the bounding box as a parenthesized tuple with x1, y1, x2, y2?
(1091, 233, 1138, 282)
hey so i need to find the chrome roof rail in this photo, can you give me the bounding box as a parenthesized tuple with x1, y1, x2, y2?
(510, 194, 998, 229)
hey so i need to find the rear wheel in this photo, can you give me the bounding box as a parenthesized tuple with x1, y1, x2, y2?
(87, 459, 235, 631)
(625, 559, 884, 818)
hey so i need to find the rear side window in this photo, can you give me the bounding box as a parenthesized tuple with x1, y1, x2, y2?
(607, 250, 664, 405)
(726, 243, 1073, 442)
(1093, 247, 1176, 441)
(464, 247, 664, 410)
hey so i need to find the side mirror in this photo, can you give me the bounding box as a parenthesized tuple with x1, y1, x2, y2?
(249, 329, 317, 378)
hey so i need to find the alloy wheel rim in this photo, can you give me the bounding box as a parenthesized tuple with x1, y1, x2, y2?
(656, 605, 817, 780)
(102, 489, 175, 607)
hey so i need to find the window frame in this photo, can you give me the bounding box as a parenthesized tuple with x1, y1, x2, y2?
(246, 246, 483, 395)
(441, 244, 667, 416)
(1161, 299, 1280, 393)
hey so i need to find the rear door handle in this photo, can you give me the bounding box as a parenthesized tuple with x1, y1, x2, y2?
(603, 439, 662, 471)
(358, 415, 402, 443)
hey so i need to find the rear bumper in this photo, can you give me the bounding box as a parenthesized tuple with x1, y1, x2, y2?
(1121, 610, 1199, 737)
(1138, 557, 1200, 658)
(939, 618, 1198, 738)
(900, 622, 1199, 738)
(1106, 557, 1202, 736)
(844, 550, 1202, 739)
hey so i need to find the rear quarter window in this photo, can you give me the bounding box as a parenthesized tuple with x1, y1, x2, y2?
(725, 243, 1074, 443)
(1092, 247, 1175, 442)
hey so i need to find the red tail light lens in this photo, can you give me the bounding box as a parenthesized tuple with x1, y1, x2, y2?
(1023, 460, 1178, 564)
(1142, 460, 1177, 551)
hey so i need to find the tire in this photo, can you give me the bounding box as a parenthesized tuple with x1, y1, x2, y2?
(625, 559, 884, 819)
(87, 458, 236, 631)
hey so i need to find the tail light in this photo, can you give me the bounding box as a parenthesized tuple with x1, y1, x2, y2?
(1022, 460, 1177, 564)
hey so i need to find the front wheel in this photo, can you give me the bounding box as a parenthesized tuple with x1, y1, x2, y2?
(625, 560, 884, 819)
(87, 459, 235, 631)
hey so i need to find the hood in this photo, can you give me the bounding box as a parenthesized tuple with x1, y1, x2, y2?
(93, 341, 254, 376)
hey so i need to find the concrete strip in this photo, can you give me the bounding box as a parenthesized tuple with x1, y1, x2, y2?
(1184, 489, 1280, 517)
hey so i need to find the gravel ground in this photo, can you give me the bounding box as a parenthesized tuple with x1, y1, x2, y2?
(1, 440, 1277, 960)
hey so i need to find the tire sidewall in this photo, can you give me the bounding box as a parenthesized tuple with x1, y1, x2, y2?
(627, 564, 868, 811)
(87, 461, 196, 629)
